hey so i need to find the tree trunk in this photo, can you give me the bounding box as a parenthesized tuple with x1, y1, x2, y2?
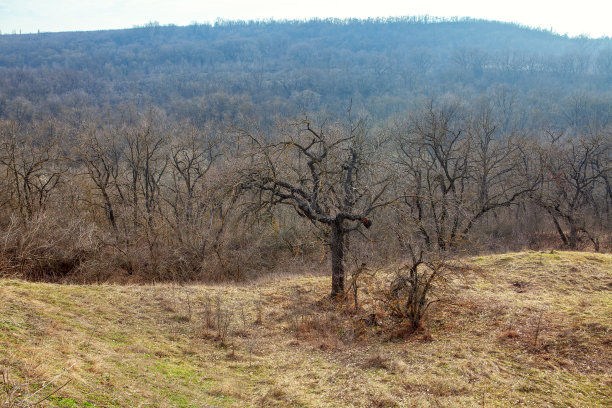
(568, 222, 579, 249)
(330, 220, 345, 299)
(548, 209, 569, 246)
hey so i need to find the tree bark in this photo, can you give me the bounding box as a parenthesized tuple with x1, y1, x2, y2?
(330, 220, 345, 298)
(547, 209, 569, 246)
(568, 222, 579, 249)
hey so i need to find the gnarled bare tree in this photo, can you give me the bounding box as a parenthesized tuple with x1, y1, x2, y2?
(240, 115, 393, 298)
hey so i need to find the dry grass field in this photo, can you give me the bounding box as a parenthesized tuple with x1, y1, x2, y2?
(1, 251, 611, 407)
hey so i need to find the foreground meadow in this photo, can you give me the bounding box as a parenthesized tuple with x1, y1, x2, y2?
(1, 251, 611, 407)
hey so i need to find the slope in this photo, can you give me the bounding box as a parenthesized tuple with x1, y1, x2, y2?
(1, 251, 611, 407)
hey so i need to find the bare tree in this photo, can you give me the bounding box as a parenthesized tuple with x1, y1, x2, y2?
(122, 112, 168, 231)
(161, 122, 226, 277)
(393, 98, 534, 251)
(166, 123, 221, 227)
(77, 125, 122, 233)
(0, 120, 64, 220)
(534, 130, 610, 250)
(240, 114, 393, 298)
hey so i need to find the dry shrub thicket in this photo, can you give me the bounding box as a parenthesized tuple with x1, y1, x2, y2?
(0, 98, 610, 294)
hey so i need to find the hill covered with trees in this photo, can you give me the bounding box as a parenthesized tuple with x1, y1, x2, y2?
(0, 18, 610, 286)
(1, 17, 611, 128)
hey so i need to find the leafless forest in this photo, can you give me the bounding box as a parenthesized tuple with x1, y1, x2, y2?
(0, 18, 610, 286)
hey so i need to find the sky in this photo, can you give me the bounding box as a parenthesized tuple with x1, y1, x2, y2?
(1, 0, 611, 38)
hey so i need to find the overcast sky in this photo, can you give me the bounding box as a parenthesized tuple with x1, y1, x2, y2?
(1, 0, 611, 38)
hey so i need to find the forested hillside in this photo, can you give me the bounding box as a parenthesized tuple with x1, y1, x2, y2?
(0, 18, 610, 285)
(1, 17, 612, 127)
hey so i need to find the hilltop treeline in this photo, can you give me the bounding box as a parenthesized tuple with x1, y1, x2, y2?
(0, 19, 610, 282)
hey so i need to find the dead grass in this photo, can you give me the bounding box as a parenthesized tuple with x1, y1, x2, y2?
(0, 251, 611, 407)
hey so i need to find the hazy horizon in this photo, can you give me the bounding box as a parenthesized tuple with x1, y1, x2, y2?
(1, 0, 611, 38)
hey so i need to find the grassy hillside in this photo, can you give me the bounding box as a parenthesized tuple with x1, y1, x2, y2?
(1, 251, 611, 407)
